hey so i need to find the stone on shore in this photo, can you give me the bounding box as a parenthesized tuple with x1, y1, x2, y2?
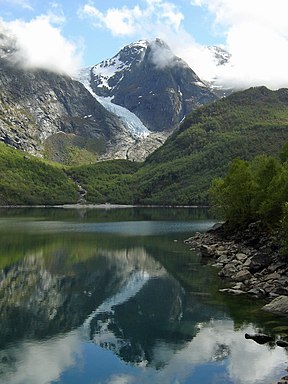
(233, 270, 253, 282)
(185, 221, 288, 314)
(262, 296, 288, 316)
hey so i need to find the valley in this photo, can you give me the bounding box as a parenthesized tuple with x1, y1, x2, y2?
(1, 37, 288, 208)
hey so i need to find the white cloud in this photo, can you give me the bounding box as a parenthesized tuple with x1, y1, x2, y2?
(2, 331, 80, 384)
(149, 40, 177, 69)
(80, 4, 142, 36)
(79, 0, 183, 37)
(189, 0, 288, 89)
(80, 0, 288, 89)
(152, 320, 287, 384)
(1, 14, 82, 76)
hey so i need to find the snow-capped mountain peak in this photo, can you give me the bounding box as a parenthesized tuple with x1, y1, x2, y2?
(85, 38, 217, 133)
(91, 39, 150, 93)
(208, 46, 231, 67)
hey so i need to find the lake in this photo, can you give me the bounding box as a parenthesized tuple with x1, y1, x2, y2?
(0, 207, 287, 384)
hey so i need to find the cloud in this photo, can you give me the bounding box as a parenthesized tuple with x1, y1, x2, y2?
(80, 4, 142, 36)
(80, 0, 288, 89)
(0, 14, 82, 76)
(190, 0, 288, 89)
(2, 331, 80, 384)
(152, 320, 287, 384)
(149, 39, 177, 69)
(79, 0, 183, 37)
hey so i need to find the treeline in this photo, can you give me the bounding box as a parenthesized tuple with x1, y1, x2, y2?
(209, 144, 288, 251)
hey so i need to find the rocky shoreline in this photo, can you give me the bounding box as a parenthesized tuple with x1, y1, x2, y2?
(185, 221, 288, 316)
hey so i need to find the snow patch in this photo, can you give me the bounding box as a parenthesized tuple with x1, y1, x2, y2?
(90, 40, 149, 92)
(92, 55, 126, 90)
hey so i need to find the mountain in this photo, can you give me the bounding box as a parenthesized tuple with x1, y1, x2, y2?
(84, 38, 217, 132)
(0, 142, 79, 205)
(0, 56, 123, 162)
(208, 46, 231, 67)
(0, 36, 220, 165)
(69, 87, 288, 205)
(1, 86, 288, 206)
(0, 46, 164, 164)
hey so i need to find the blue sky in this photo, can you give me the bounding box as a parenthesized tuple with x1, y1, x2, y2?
(0, 0, 223, 66)
(1, 0, 288, 89)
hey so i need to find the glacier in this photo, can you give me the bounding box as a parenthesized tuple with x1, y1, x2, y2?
(76, 68, 151, 139)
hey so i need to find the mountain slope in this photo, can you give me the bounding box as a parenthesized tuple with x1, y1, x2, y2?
(135, 86, 288, 204)
(0, 142, 78, 205)
(87, 39, 217, 132)
(0, 54, 165, 164)
(0, 56, 130, 162)
(69, 87, 288, 205)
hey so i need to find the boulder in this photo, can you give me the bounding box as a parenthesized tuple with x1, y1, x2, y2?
(219, 288, 245, 295)
(276, 340, 288, 348)
(262, 295, 288, 316)
(200, 244, 215, 258)
(277, 376, 288, 384)
(244, 333, 274, 344)
(263, 272, 281, 281)
(249, 252, 273, 273)
(233, 270, 253, 282)
(218, 263, 238, 278)
(235, 253, 248, 262)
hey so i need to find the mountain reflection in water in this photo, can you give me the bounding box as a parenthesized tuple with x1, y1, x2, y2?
(0, 208, 287, 384)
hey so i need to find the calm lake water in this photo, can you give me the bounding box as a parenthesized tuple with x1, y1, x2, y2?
(0, 207, 287, 384)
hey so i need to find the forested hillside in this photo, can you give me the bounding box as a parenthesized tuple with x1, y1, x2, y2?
(131, 86, 288, 204)
(1, 86, 288, 206)
(0, 143, 78, 205)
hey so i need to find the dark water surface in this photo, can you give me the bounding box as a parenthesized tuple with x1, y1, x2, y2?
(0, 207, 287, 384)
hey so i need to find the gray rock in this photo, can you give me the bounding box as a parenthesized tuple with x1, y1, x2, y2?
(247, 288, 266, 297)
(200, 245, 215, 258)
(0, 56, 136, 162)
(217, 254, 230, 263)
(219, 288, 245, 295)
(243, 257, 252, 267)
(263, 272, 281, 281)
(233, 270, 253, 282)
(231, 282, 245, 290)
(262, 295, 288, 315)
(235, 253, 248, 261)
(219, 263, 238, 278)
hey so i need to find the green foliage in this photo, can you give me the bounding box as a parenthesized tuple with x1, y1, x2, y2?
(280, 202, 288, 256)
(2, 86, 288, 207)
(67, 160, 141, 204)
(0, 143, 78, 205)
(209, 158, 257, 226)
(43, 132, 102, 165)
(209, 148, 288, 230)
(139, 86, 288, 204)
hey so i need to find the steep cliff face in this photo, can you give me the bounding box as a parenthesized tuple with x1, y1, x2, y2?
(88, 39, 217, 132)
(0, 57, 130, 160)
(0, 56, 165, 163)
